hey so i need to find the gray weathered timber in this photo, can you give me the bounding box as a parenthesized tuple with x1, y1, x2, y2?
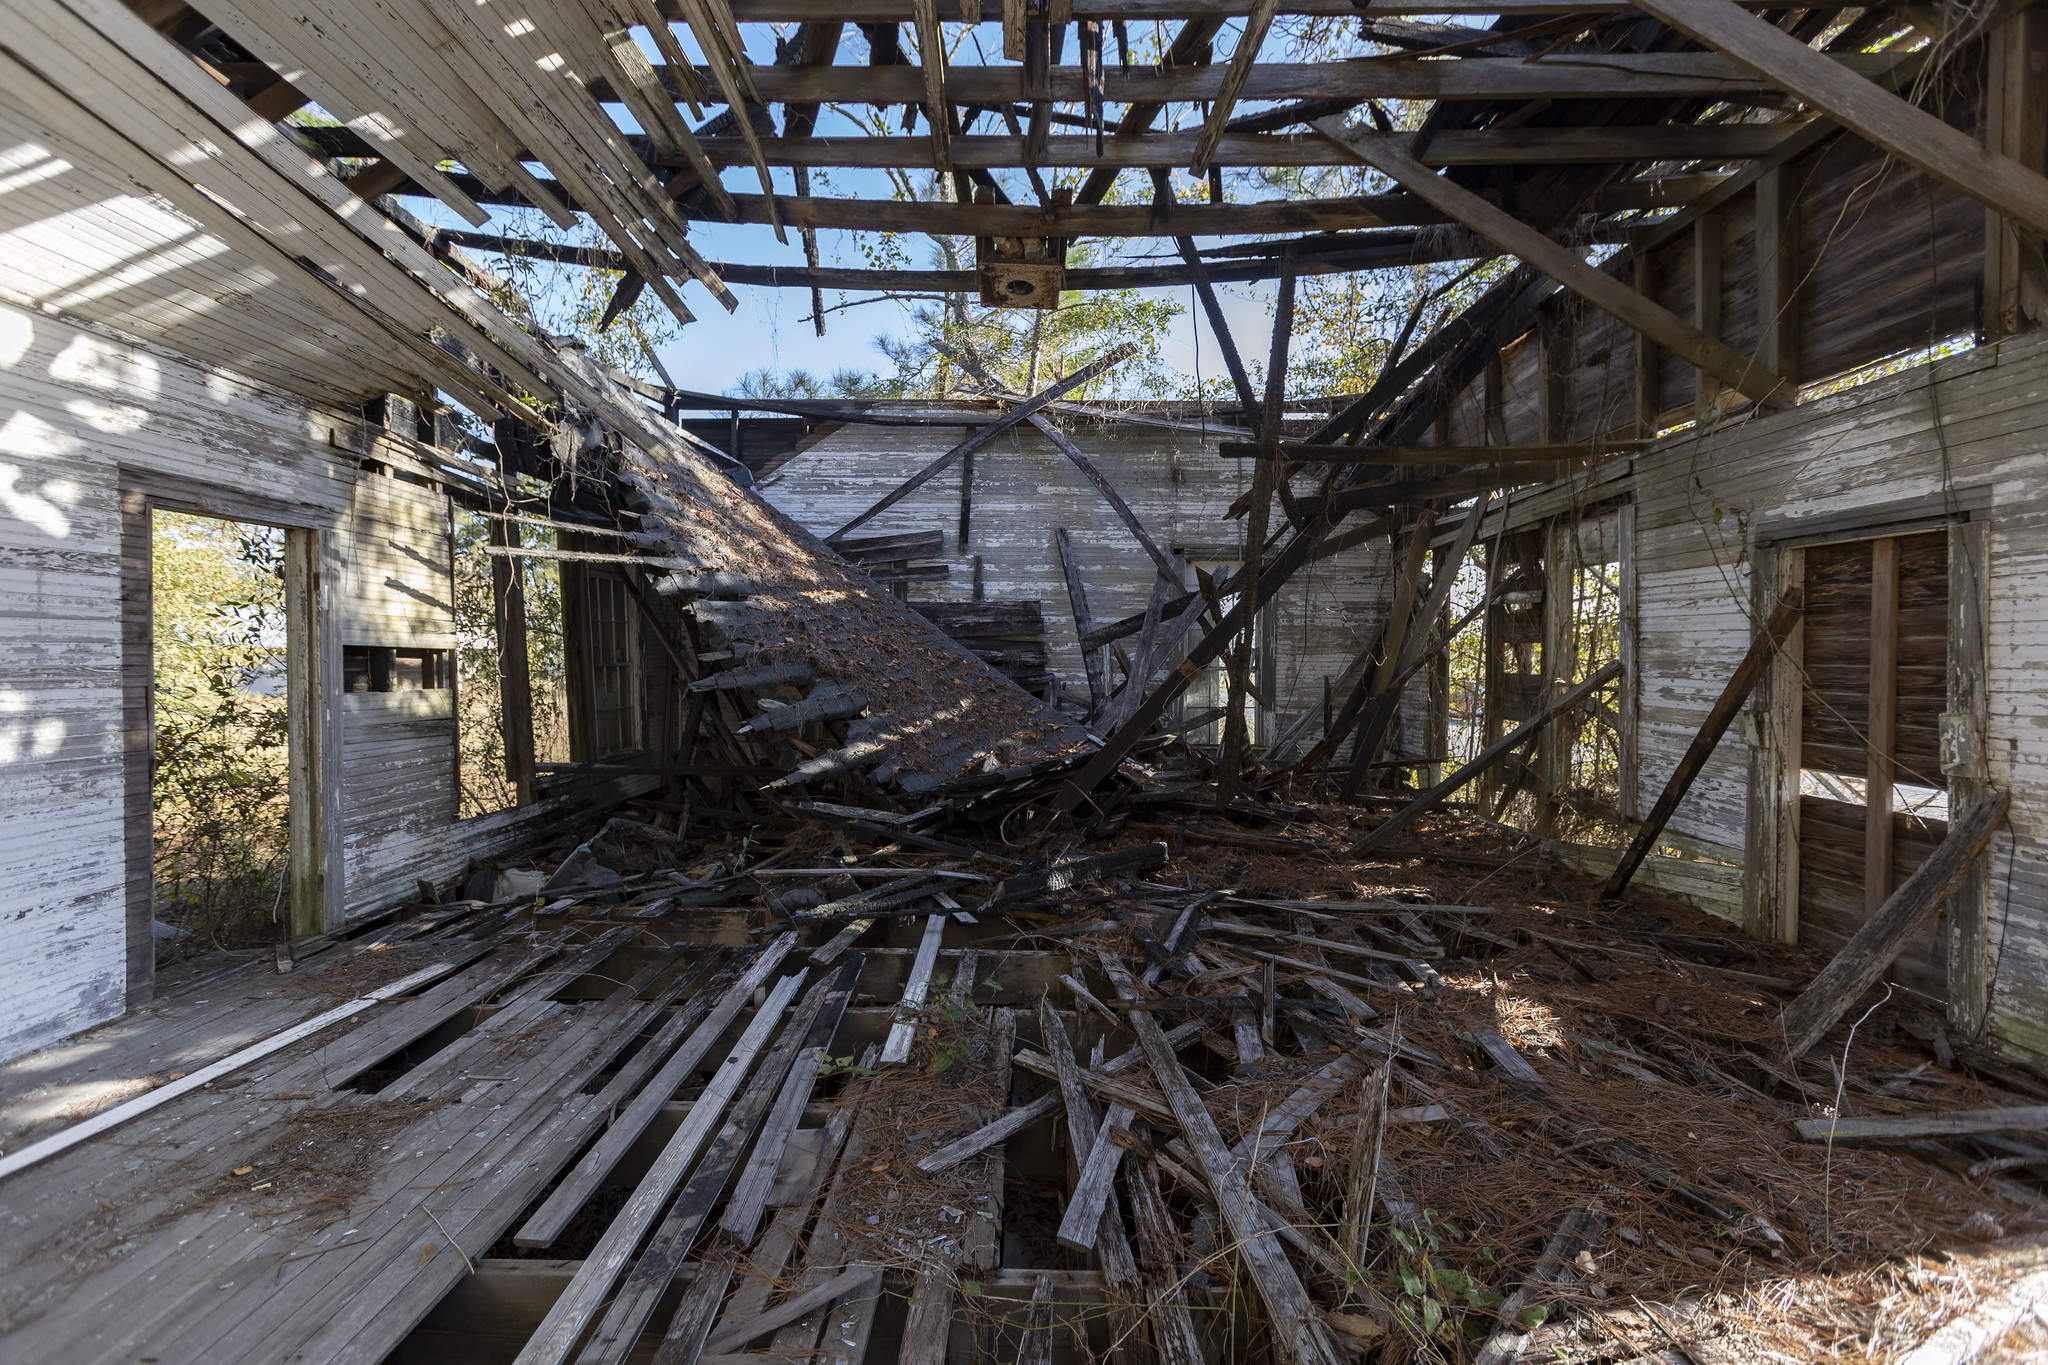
(1793, 1106, 2048, 1141)
(513, 938, 796, 1248)
(511, 971, 805, 1365)
(1777, 790, 2011, 1058)
(826, 345, 1139, 543)
(1127, 1005, 1343, 1365)
(1351, 662, 1624, 855)
(1604, 590, 1805, 896)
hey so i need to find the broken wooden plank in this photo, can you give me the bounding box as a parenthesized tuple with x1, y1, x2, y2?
(1603, 589, 1804, 896)
(1472, 1028, 1547, 1087)
(1128, 1007, 1344, 1365)
(1341, 1060, 1391, 1265)
(512, 970, 804, 1365)
(514, 938, 797, 1248)
(1055, 1103, 1134, 1251)
(1350, 662, 1623, 856)
(704, 1264, 883, 1355)
(1312, 116, 1791, 409)
(574, 967, 855, 1365)
(1054, 528, 1110, 715)
(1471, 1208, 1608, 1365)
(988, 842, 1168, 906)
(915, 1021, 1201, 1172)
(1793, 1106, 2048, 1143)
(1776, 789, 2009, 1058)
(718, 956, 864, 1241)
(882, 913, 948, 1064)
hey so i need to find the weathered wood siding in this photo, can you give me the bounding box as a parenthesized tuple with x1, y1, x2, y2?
(1627, 330, 2048, 1059)
(0, 300, 640, 1064)
(753, 420, 1400, 738)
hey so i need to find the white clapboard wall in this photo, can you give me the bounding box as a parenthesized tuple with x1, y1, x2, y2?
(756, 418, 1401, 740)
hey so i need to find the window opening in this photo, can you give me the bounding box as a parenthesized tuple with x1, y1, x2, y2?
(585, 573, 640, 759)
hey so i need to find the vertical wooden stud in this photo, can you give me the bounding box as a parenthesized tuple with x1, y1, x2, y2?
(1946, 520, 1994, 1034)
(1983, 11, 2048, 341)
(1754, 166, 1800, 383)
(489, 516, 536, 807)
(957, 443, 975, 551)
(1534, 515, 1576, 835)
(1616, 501, 1639, 823)
(1745, 542, 1805, 943)
(283, 527, 329, 939)
(1634, 252, 1660, 435)
(1864, 536, 1900, 922)
(1693, 212, 1723, 417)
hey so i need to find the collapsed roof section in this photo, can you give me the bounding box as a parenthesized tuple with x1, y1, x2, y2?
(546, 347, 1092, 793)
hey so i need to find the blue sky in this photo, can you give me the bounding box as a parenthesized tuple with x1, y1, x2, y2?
(402, 14, 1350, 398)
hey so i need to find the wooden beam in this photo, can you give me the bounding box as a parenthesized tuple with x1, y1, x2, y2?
(911, 0, 951, 170)
(1190, 0, 1279, 174)
(684, 52, 1903, 105)
(1753, 165, 1798, 380)
(1055, 528, 1110, 715)
(1984, 9, 2048, 339)
(1776, 789, 2009, 1058)
(826, 344, 1137, 542)
(1693, 210, 1722, 415)
(1221, 247, 1296, 800)
(1633, 0, 2048, 238)
(1602, 590, 1805, 897)
(1177, 236, 1261, 417)
(1313, 117, 1793, 410)
(1350, 661, 1623, 856)
(1864, 536, 1899, 920)
(1220, 441, 1645, 464)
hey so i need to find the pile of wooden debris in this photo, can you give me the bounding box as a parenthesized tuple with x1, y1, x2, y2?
(428, 749, 2048, 1365)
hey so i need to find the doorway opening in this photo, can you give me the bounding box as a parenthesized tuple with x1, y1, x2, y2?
(149, 509, 292, 962)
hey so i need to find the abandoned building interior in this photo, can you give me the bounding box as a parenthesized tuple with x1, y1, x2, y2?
(14, 0, 2048, 1360)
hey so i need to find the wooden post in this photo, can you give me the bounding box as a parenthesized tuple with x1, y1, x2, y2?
(956, 443, 974, 551)
(1985, 11, 2048, 340)
(489, 516, 536, 807)
(1864, 536, 1899, 921)
(1535, 515, 1577, 836)
(1754, 166, 1799, 381)
(1946, 520, 1995, 1035)
(1221, 250, 1296, 803)
(1744, 543, 1804, 942)
(282, 527, 328, 939)
(1483, 352, 1507, 445)
(1693, 211, 1722, 417)
(1634, 253, 1661, 435)
(1616, 501, 1640, 822)
(1342, 507, 1436, 798)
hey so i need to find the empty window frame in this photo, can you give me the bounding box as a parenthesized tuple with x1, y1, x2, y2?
(583, 573, 641, 759)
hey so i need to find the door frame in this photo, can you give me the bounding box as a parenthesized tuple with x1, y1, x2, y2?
(120, 471, 343, 1003)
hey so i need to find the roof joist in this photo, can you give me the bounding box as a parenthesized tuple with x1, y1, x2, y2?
(652, 51, 1912, 105)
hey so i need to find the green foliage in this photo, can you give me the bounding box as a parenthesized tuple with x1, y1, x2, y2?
(151, 512, 289, 956)
(817, 1051, 876, 1080)
(1385, 1210, 1503, 1346)
(452, 501, 572, 819)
